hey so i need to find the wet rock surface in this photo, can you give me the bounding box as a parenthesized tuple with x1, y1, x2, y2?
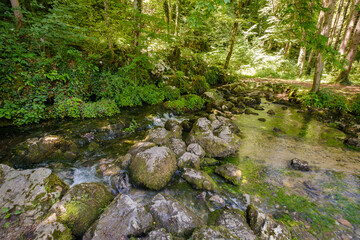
(86, 194, 153, 240)
(148, 193, 204, 237)
(182, 168, 217, 191)
(130, 146, 177, 190)
(215, 163, 242, 185)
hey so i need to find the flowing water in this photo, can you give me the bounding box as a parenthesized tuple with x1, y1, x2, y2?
(0, 101, 359, 239)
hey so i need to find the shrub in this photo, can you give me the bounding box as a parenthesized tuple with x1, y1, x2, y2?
(299, 90, 348, 111)
(167, 94, 205, 113)
(163, 86, 181, 101)
(82, 99, 120, 118)
(191, 75, 210, 94)
(350, 94, 360, 116)
(139, 84, 165, 105)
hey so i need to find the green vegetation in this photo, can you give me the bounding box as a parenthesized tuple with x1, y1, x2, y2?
(167, 94, 205, 113)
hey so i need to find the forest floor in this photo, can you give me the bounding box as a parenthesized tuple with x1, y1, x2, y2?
(241, 78, 360, 97)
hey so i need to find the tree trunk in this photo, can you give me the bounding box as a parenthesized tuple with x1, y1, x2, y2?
(224, 0, 242, 69)
(298, 32, 306, 76)
(329, 0, 345, 46)
(306, 50, 314, 75)
(174, 0, 179, 36)
(104, 0, 114, 59)
(336, 17, 360, 84)
(311, 0, 336, 93)
(339, 0, 359, 55)
(10, 0, 23, 29)
(133, 0, 142, 47)
(334, 0, 351, 50)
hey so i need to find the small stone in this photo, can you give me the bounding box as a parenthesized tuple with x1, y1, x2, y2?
(282, 106, 288, 110)
(258, 118, 266, 122)
(267, 109, 275, 115)
(290, 158, 310, 171)
(245, 109, 259, 115)
(337, 218, 353, 229)
(209, 195, 225, 209)
(273, 127, 283, 133)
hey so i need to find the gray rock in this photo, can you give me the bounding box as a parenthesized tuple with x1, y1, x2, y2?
(110, 171, 131, 194)
(34, 220, 72, 240)
(145, 128, 180, 145)
(130, 146, 177, 190)
(89, 194, 153, 240)
(209, 195, 225, 209)
(144, 228, 172, 240)
(344, 137, 360, 148)
(116, 153, 132, 168)
(148, 193, 204, 237)
(0, 164, 68, 240)
(215, 163, 242, 185)
(187, 118, 241, 158)
(167, 138, 186, 158)
(164, 119, 180, 131)
(51, 182, 113, 238)
(182, 168, 217, 191)
(290, 158, 310, 171)
(246, 204, 291, 240)
(189, 225, 237, 240)
(127, 142, 156, 157)
(215, 209, 256, 240)
(187, 143, 205, 159)
(178, 152, 200, 170)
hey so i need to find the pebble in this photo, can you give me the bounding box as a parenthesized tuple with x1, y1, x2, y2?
(337, 218, 353, 229)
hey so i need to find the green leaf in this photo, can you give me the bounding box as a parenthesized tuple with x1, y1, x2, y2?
(14, 210, 22, 215)
(4, 213, 11, 219)
(4, 222, 10, 228)
(1, 207, 9, 213)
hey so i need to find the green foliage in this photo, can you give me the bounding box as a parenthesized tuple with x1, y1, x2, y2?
(167, 94, 205, 113)
(299, 90, 348, 111)
(191, 75, 210, 94)
(350, 94, 360, 116)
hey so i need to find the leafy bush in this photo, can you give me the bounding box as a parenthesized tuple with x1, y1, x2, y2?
(167, 94, 205, 113)
(299, 90, 348, 111)
(191, 75, 210, 94)
(163, 86, 181, 101)
(350, 94, 360, 116)
(139, 84, 165, 105)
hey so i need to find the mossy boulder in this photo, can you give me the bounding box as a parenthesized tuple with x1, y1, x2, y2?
(215, 163, 242, 185)
(148, 193, 204, 237)
(13, 135, 78, 166)
(52, 182, 113, 238)
(35, 221, 73, 240)
(86, 194, 153, 240)
(130, 146, 177, 190)
(187, 118, 241, 158)
(246, 204, 291, 240)
(145, 127, 181, 145)
(215, 209, 256, 240)
(182, 168, 217, 191)
(189, 225, 237, 240)
(0, 164, 68, 240)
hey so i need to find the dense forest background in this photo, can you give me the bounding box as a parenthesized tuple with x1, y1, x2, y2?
(1, 0, 360, 125)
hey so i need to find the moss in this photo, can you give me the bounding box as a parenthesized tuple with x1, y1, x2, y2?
(52, 226, 73, 240)
(44, 173, 69, 197)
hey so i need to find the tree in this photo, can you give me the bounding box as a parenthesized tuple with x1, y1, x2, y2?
(10, 0, 23, 29)
(133, 0, 142, 47)
(333, 0, 351, 50)
(104, 0, 115, 59)
(336, 17, 360, 83)
(224, 0, 242, 69)
(338, 0, 359, 55)
(311, 0, 336, 93)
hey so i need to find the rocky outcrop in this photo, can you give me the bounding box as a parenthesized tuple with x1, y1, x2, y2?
(215, 163, 242, 185)
(85, 194, 153, 240)
(215, 209, 256, 240)
(148, 193, 204, 237)
(130, 146, 177, 190)
(182, 168, 217, 191)
(187, 117, 241, 158)
(246, 205, 291, 240)
(51, 182, 113, 238)
(12, 135, 78, 166)
(0, 164, 68, 240)
(189, 226, 237, 240)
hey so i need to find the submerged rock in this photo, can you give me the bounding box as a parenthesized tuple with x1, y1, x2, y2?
(87, 194, 153, 240)
(215, 163, 242, 185)
(148, 193, 204, 237)
(13, 135, 78, 166)
(51, 182, 113, 238)
(290, 158, 310, 171)
(182, 168, 217, 191)
(189, 225, 237, 240)
(215, 209, 256, 240)
(246, 204, 291, 240)
(0, 164, 68, 240)
(130, 146, 177, 190)
(187, 118, 241, 158)
(178, 152, 201, 170)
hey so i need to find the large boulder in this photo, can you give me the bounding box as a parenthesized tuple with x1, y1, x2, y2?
(148, 193, 204, 237)
(0, 164, 68, 240)
(12, 135, 78, 166)
(215, 163, 242, 185)
(130, 146, 177, 190)
(85, 194, 153, 240)
(182, 168, 217, 191)
(246, 205, 291, 240)
(189, 226, 237, 240)
(51, 182, 113, 238)
(187, 118, 241, 158)
(215, 209, 256, 240)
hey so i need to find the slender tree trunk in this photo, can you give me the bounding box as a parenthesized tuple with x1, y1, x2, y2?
(339, 0, 359, 55)
(306, 50, 314, 75)
(334, 0, 351, 50)
(329, 0, 345, 45)
(224, 0, 242, 69)
(133, 0, 142, 47)
(336, 17, 360, 83)
(311, 0, 336, 93)
(10, 0, 23, 29)
(104, 0, 114, 59)
(284, 41, 292, 57)
(298, 32, 306, 76)
(174, 0, 179, 36)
